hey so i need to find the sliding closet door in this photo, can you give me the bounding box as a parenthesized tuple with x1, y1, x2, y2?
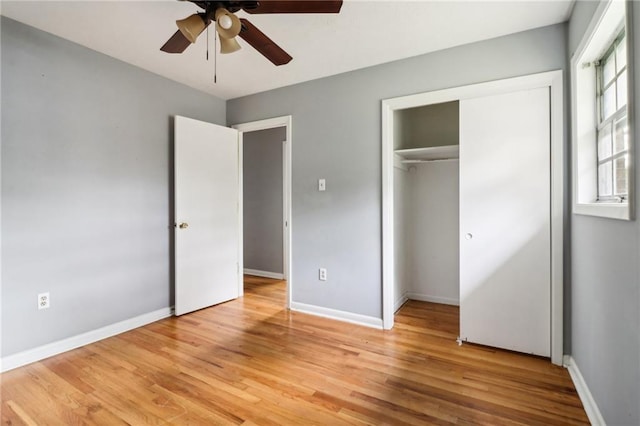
(459, 87, 550, 357)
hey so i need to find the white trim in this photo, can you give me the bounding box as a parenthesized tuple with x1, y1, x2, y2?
(549, 70, 565, 367)
(383, 71, 565, 109)
(0, 0, 3, 373)
(284, 121, 292, 289)
(570, 0, 634, 221)
(627, 0, 636, 221)
(563, 355, 607, 426)
(243, 268, 285, 280)
(282, 140, 288, 280)
(394, 293, 409, 312)
(406, 292, 459, 306)
(574, 202, 631, 220)
(238, 131, 244, 297)
(290, 302, 383, 329)
(0, 307, 173, 373)
(382, 101, 395, 330)
(232, 116, 293, 309)
(382, 70, 565, 365)
(570, 0, 617, 64)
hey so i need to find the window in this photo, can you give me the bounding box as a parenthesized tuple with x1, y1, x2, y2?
(596, 31, 628, 202)
(572, 0, 634, 220)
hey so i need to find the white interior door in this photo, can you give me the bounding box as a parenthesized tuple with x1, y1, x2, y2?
(174, 116, 240, 316)
(459, 87, 551, 357)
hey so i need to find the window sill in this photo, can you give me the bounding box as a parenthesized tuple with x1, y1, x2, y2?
(574, 202, 631, 220)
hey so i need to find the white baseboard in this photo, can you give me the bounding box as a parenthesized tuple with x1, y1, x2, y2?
(0, 307, 173, 373)
(394, 293, 409, 312)
(290, 302, 383, 329)
(244, 269, 285, 280)
(407, 292, 459, 306)
(563, 355, 606, 426)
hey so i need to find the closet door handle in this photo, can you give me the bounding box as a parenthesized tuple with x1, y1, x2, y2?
(465, 233, 473, 240)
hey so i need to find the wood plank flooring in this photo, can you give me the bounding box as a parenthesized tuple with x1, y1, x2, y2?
(2, 276, 588, 425)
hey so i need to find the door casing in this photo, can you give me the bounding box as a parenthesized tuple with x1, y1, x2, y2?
(232, 116, 293, 308)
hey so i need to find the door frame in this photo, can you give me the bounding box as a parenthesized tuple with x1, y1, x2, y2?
(232, 115, 293, 309)
(381, 70, 564, 365)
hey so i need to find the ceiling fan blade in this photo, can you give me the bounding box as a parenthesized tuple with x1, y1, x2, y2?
(243, 0, 342, 14)
(160, 30, 192, 53)
(238, 18, 292, 66)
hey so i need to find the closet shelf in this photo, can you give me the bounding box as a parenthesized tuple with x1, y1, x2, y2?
(394, 145, 459, 163)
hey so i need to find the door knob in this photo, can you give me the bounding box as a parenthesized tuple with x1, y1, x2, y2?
(178, 222, 189, 229)
(465, 233, 473, 240)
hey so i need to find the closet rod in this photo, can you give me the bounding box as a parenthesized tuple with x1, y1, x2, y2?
(401, 158, 459, 164)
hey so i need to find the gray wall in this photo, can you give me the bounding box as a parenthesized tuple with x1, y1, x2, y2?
(228, 24, 567, 319)
(243, 127, 285, 274)
(393, 164, 410, 308)
(1, 17, 226, 356)
(396, 101, 459, 149)
(568, 2, 640, 424)
(407, 161, 459, 304)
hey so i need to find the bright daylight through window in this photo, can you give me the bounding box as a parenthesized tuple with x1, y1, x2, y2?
(596, 31, 628, 201)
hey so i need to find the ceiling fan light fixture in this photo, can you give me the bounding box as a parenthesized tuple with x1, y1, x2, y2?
(176, 13, 206, 44)
(219, 37, 242, 54)
(215, 8, 241, 39)
(218, 14, 233, 30)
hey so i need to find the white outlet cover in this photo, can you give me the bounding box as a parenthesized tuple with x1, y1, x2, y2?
(318, 179, 326, 192)
(319, 268, 327, 281)
(38, 292, 50, 310)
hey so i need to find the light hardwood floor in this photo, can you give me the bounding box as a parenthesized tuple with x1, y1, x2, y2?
(2, 276, 588, 425)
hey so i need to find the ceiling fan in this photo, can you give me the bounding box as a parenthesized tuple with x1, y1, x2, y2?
(161, 1, 343, 66)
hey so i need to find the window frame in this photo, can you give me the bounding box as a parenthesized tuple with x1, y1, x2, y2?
(595, 29, 629, 202)
(571, 0, 635, 220)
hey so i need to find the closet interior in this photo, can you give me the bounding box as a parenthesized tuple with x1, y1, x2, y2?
(393, 101, 460, 310)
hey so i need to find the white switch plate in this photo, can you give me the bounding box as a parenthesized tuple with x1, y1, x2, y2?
(318, 179, 326, 191)
(319, 268, 327, 281)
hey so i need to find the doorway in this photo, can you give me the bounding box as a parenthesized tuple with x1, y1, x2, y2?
(233, 116, 292, 308)
(242, 127, 286, 281)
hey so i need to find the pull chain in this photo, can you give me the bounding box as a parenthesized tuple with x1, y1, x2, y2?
(214, 27, 218, 84)
(205, 19, 217, 84)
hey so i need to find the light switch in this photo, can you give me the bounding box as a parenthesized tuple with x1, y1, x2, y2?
(318, 179, 326, 191)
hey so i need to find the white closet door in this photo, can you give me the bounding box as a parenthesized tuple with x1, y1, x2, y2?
(459, 87, 550, 357)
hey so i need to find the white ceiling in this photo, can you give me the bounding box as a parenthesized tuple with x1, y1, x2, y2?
(1, 0, 574, 100)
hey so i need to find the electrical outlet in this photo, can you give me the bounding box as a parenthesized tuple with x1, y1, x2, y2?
(319, 268, 327, 281)
(38, 292, 50, 310)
